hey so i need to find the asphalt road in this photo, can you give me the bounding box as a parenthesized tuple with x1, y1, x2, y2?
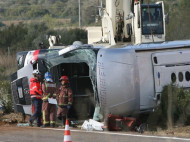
(0, 126, 190, 142)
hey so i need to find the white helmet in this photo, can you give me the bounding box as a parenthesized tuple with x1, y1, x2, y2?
(33, 69, 41, 75)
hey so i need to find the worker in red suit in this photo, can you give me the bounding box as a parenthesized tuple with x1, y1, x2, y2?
(42, 72, 57, 128)
(57, 76, 73, 127)
(29, 69, 42, 127)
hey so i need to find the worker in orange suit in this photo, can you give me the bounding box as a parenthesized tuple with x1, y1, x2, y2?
(42, 72, 57, 128)
(29, 69, 43, 127)
(57, 76, 73, 127)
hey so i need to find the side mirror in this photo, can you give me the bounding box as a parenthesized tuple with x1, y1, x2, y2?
(165, 13, 169, 24)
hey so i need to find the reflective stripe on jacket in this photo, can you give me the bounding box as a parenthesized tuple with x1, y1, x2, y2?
(30, 77, 42, 99)
(42, 82, 57, 101)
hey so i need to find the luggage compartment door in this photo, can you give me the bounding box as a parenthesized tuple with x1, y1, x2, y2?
(152, 50, 190, 97)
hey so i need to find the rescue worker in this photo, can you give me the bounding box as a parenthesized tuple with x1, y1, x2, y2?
(57, 76, 73, 127)
(42, 72, 57, 128)
(29, 69, 43, 127)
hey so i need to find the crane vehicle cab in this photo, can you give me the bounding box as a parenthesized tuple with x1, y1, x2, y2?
(88, 0, 167, 45)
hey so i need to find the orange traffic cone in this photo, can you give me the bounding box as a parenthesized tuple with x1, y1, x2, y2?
(63, 119, 72, 142)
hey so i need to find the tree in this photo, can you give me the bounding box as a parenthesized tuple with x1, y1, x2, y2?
(154, 85, 190, 129)
(42, 14, 55, 29)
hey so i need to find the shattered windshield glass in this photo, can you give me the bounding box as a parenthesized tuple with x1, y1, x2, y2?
(44, 47, 99, 102)
(45, 48, 97, 73)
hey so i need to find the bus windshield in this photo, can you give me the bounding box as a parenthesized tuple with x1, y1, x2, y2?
(141, 4, 164, 35)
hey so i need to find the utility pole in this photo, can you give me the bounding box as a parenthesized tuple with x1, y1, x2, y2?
(78, 0, 81, 29)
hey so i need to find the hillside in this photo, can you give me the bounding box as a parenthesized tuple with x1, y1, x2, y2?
(0, 0, 190, 41)
(0, 0, 101, 26)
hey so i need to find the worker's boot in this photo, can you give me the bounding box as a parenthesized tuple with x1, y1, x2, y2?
(57, 116, 62, 120)
(50, 123, 55, 128)
(42, 123, 50, 128)
(28, 120, 33, 127)
(62, 116, 66, 128)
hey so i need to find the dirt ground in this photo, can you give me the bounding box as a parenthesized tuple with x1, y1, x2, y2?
(144, 126, 190, 138)
(0, 112, 190, 138)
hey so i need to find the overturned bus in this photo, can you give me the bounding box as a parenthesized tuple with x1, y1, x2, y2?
(11, 40, 190, 121)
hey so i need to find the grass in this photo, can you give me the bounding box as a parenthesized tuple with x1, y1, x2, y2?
(0, 52, 16, 114)
(1, 18, 71, 27)
(0, 52, 17, 80)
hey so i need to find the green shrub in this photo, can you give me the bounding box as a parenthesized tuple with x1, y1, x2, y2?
(149, 84, 190, 129)
(0, 80, 13, 114)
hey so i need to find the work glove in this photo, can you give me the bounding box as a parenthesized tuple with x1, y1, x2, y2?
(67, 105, 71, 110)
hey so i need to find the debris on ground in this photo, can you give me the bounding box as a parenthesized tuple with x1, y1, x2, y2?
(70, 120, 79, 128)
(17, 123, 30, 127)
(3, 118, 17, 124)
(0, 112, 30, 126)
(144, 126, 190, 137)
(81, 119, 104, 131)
(1, 112, 190, 138)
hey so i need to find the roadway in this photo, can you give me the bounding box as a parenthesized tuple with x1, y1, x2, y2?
(0, 126, 190, 142)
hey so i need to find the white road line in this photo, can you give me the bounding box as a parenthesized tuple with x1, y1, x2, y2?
(0, 141, 14, 142)
(41, 128, 190, 141)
